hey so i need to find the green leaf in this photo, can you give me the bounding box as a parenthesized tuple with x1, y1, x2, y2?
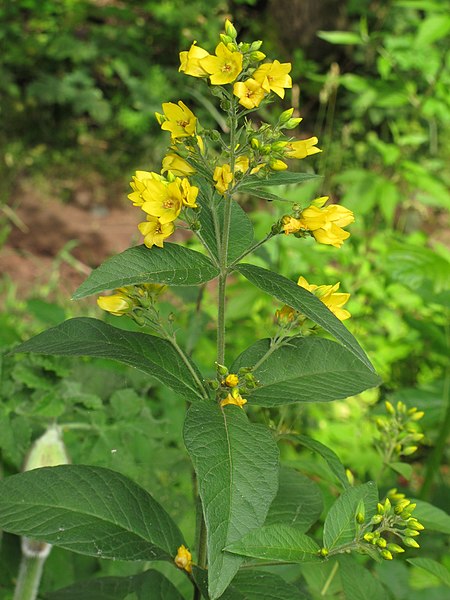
(232, 337, 380, 406)
(47, 570, 185, 600)
(198, 198, 254, 264)
(239, 172, 320, 189)
(282, 434, 350, 489)
(317, 30, 363, 45)
(265, 466, 323, 531)
(407, 558, 450, 587)
(225, 523, 320, 563)
(411, 500, 450, 534)
(338, 555, 388, 599)
(388, 461, 413, 480)
(184, 402, 279, 600)
(192, 567, 306, 600)
(235, 264, 375, 370)
(73, 243, 219, 299)
(323, 482, 378, 550)
(0, 465, 184, 560)
(12, 318, 206, 402)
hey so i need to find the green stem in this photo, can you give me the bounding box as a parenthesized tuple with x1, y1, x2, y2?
(13, 551, 48, 600)
(320, 560, 339, 596)
(252, 334, 293, 372)
(169, 335, 209, 401)
(227, 232, 275, 270)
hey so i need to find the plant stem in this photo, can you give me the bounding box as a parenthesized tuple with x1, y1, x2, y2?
(227, 232, 275, 270)
(169, 334, 210, 401)
(320, 560, 339, 596)
(13, 553, 47, 600)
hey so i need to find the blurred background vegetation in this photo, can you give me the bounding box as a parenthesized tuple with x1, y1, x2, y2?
(0, 0, 449, 598)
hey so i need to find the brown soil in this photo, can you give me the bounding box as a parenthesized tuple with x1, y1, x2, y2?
(0, 180, 143, 299)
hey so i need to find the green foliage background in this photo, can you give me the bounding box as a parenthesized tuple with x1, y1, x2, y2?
(0, 0, 449, 598)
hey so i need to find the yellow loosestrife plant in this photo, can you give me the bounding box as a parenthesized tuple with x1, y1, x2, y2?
(0, 19, 427, 600)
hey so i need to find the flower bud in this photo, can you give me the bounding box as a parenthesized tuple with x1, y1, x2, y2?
(250, 51, 266, 62)
(279, 108, 294, 124)
(387, 543, 405, 554)
(371, 514, 383, 525)
(380, 549, 393, 560)
(397, 401, 406, 413)
(249, 40, 263, 51)
(251, 138, 260, 149)
(402, 445, 418, 456)
(377, 503, 385, 515)
(407, 519, 424, 531)
(270, 159, 288, 171)
(319, 547, 329, 557)
(225, 19, 238, 40)
(384, 497, 391, 512)
(376, 537, 387, 548)
(403, 529, 420, 537)
(356, 512, 365, 524)
(220, 34, 233, 45)
(224, 374, 239, 387)
(411, 411, 424, 421)
(283, 117, 303, 130)
(403, 537, 420, 548)
(216, 363, 229, 376)
(272, 141, 288, 151)
(363, 533, 374, 543)
(345, 469, 355, 486)
(385, 401, 395, 414)
(23, 426, 69, 472)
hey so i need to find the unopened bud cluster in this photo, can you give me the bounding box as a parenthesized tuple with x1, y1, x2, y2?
(97, 284, 167, 324)
(376, 401, 425, 461)
(359, 490, 424, 560)
(207, 364, 259, 408)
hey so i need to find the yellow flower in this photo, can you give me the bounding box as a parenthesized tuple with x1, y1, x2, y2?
(213, 164, 234, 194)
(174, 545, 192, 573)
(299, 201, 354, 248)
(275, 304, 296, 324)
(160, 101, 197, 139)
(138, 216, 175, 248)
(97, 290, 135, 316)
(141, 179, 183, 224)
(220, 392, 247, 408)
(178, 177, 199, 208)
(235, 155, 250, 173)
(162, 154, 195, 177)
(269, 159, 288, 171)
(233, 78, 265, 109)
(253, 60, 292, 98)
(224, 374, 239, 387)
(200, 42, 243, 85)
(282, 215, 302, 235)
(285, 137, 321, 159)
(179, 42, 210, 77)
(297, 276, 351, 321)
(128, 171, 163, 207)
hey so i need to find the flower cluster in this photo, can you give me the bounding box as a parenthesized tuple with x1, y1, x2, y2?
(361, 491, 424, 560)
(281, 196, 354, 249)
(276, 275, 351, 327)
(207, 364, 259, 409)
(97, 284, 166, 321)
(375, 401, 425, 461)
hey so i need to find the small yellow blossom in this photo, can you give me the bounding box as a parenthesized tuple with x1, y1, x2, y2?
(235, 155, 250, 173)
(253, 60, 292, 98)
(224, 374, 239, 387)
(138, 216, 175, 248)
(213, 164, 234, 194)
(285, 137, 321, 159)
(297, 276, 351, 320)
(174, 545, 192, 573)
(179, 42, 210, 77)
(233, 78, 265, 109)
(270, 159, 288, 171)
(160, 101, 197, 139)
(97, 290, 135, 316)
(128, 171, 163, 207)
(275, 304, 296, 324)
(298, 201, 355, 248)
(162, 154, 196, 177)
(141, 179, 183, 224)
(220, 393, 247, 408)
(179, 178, 199, 208)
(282, 215, 302, 235)
(200, 42, 243, 85)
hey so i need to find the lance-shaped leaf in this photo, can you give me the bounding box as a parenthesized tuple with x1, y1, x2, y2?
(323, 482, 378, 551)
(47, 569, 185, 600)
(338, 556, 388, 600)
(225, 523, 320, 563)
(235, 264, 374, 370)
(192, 567, 306, 600)
(12, 318, 206, 402)
(197, 198, 254, 264)
(73, 243, 219, 299)
(232, 337, 380, 406)
(265, 466, 323, 531)
(407, 558, 450, 588)
(239, 172, 321, 189)
(0, 465, 184, 561)
(184, 402, 279, 600)
(281, 434, 350, 489)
